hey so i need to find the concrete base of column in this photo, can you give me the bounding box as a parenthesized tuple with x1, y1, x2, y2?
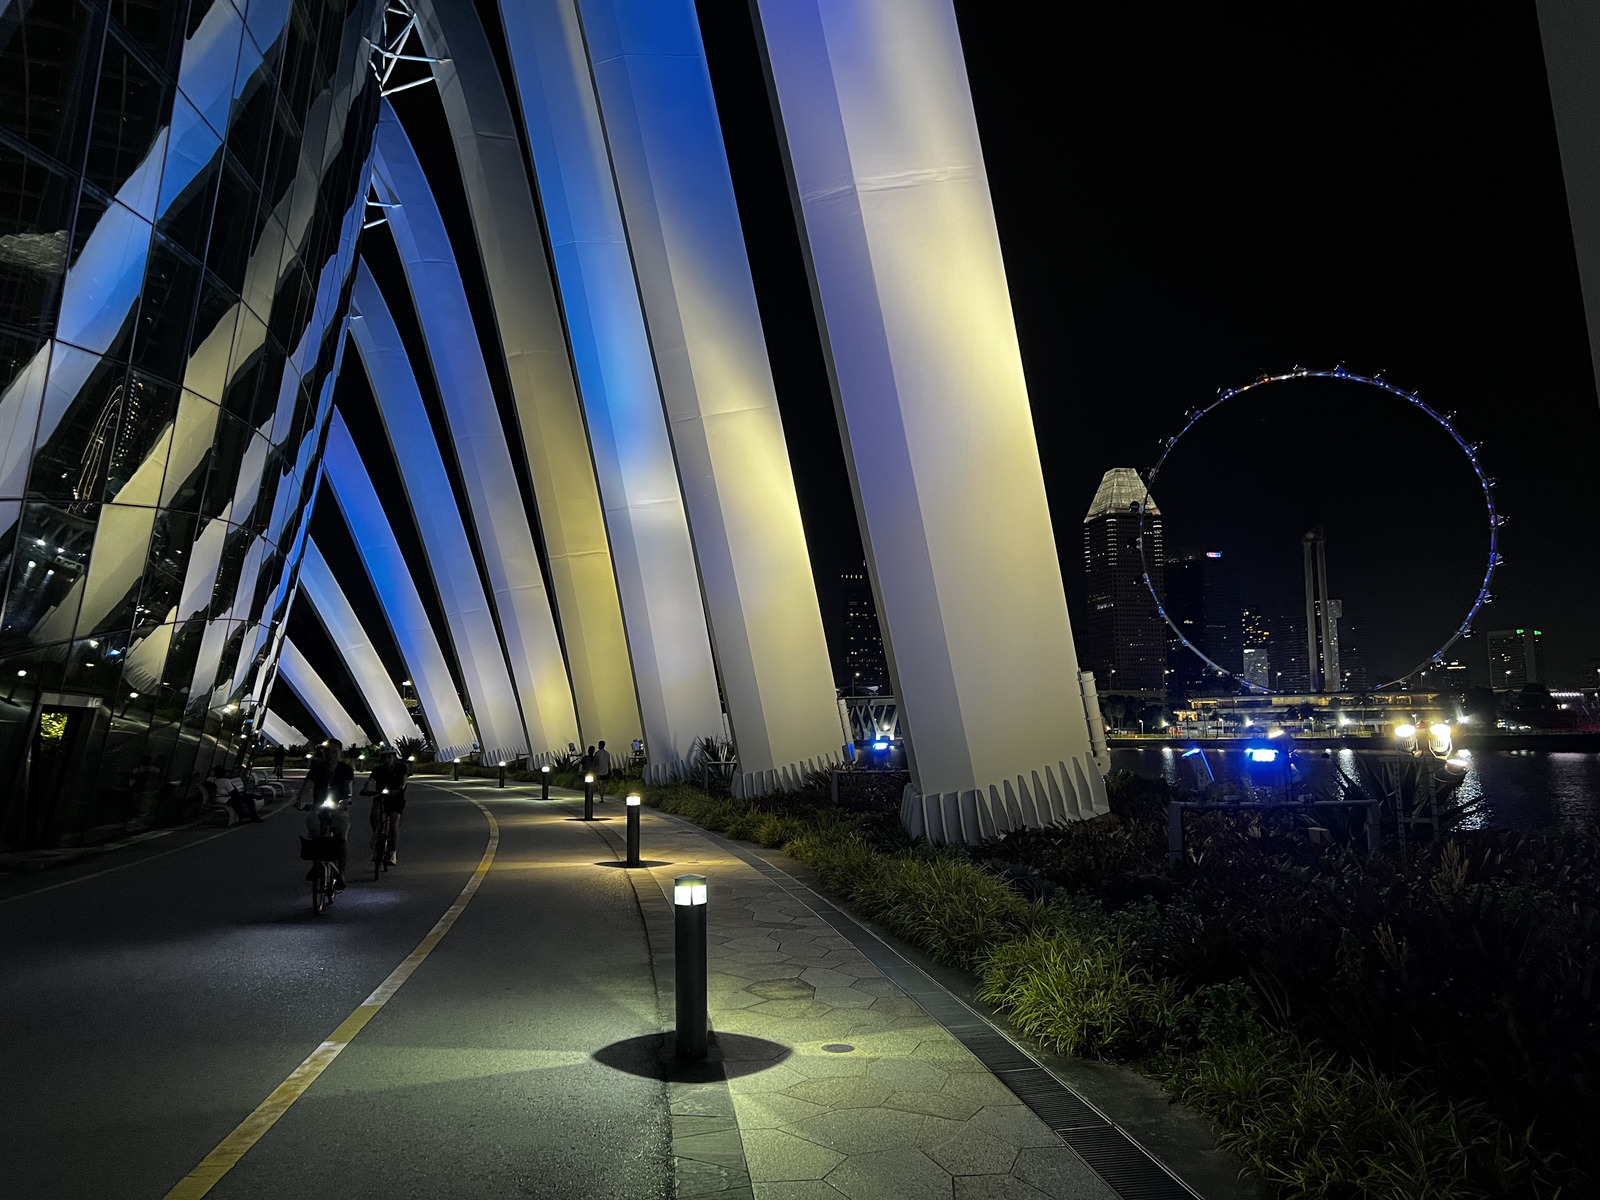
(899, 754, 1110, 845)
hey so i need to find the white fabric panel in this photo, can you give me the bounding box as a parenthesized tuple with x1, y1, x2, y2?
(298, 540, 423, 745)
(348, 265, 528, 764)
(577, 0, 842, 787)
(753, 0, 1098, 813)
(499, 0, 723, 772)
(370, 106, 578, 757)
(260, 710, 310, 749)
(321, 412, 477, 762)
(276, 638, 367, 747)
(411, 0, 640, 753)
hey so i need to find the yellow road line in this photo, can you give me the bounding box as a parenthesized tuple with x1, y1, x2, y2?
(164, 798, 500, 1200)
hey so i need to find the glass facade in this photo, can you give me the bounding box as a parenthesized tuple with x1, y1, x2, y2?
(0, 0, 380, 849)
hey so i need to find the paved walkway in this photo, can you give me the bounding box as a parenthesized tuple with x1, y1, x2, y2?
(0, 777, 1240, 1199)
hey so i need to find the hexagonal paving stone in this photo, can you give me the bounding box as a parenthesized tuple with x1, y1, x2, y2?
(783, 1052, 877, 1080)
(724, 962, 808, 981)
(1012, 1147, 1119, 1200)
(867, 1057, 949, 1092)
(869, 997, 928, 1018)
(748, 979, 817, 1001)
(967, 1106, 1062, 1150)
(850, 978, 901, 997)
(825, 1148, 953, 1200)
(829, 962, 886, 978)
(790, 1106, 929, 1154)
(713, 989, 769, 1011)
(810, 986, 876, 1011)
(798, 966, 863, 990)
(732, 1091, 829, 1130)
(723, 934, 786, 953)
(729, 1063, 808, 1094)
(749, 998, 835, 1020)
(881, 1090, 981, 1122)
(742, 1129, 845, 1183)
(952, 1176, 1052, 1199)
(786, 1075, 893, 1108)
(941, 1072, 1022, 1107)
(753, 1182, 849, 1200)
(925, 1124, 1019, 1176)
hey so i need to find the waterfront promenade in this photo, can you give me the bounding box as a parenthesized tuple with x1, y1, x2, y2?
(0, 779, 1250, 1199)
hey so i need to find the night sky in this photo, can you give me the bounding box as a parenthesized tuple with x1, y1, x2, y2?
(696, 1, 1600, 689)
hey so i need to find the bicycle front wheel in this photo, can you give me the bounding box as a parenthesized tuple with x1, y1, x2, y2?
(373, 832, 385, 880)
(311, 865, 324, 915)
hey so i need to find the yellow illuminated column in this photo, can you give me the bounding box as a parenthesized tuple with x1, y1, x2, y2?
(410, 0, 641, 754)
(576, 0, 843, 793)
(753, 0, 1105, 841)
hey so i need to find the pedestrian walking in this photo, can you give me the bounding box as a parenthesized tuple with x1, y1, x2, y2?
(595, 740, 612, 802)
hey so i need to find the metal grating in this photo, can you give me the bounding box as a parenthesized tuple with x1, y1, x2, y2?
(689, 822, 1203, 1200)
(1060, 1125, 1199, 1200)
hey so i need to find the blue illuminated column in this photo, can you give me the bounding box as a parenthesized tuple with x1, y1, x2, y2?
(297, 540, 423, 746)
(348, 265, 529, 765)
(409, 0, 641, 754)
(276, 639, 368, 748)
(370, 105, 580, 759)
(752, 0, 1104, 841)
(321, 412, 478, 761)
(498, 0, 724, 778)
(576, 0, 843, 794)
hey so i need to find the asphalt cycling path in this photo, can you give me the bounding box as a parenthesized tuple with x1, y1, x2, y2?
(0, 778, 670, 1199)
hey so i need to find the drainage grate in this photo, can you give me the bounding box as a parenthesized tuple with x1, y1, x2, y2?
(1060, 1125, 1199, 1200)
(687, 822, 1203, 1200)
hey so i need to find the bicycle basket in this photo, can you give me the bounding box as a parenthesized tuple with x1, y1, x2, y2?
(299, 835, 344, 862)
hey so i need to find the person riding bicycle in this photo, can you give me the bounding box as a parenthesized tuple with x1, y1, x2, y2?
(296, 742, 353, 889)
(362, 747, 409, 866)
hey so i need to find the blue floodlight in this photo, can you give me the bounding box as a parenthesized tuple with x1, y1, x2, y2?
(1180, 748, 1203, 757)
(872, 740, 889, 751)
(1247, 747, 1279, 763)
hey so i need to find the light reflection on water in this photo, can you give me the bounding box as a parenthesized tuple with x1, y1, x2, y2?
(1113, 748, 1600, 833)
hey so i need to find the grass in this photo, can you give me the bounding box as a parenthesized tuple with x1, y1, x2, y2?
(638, 777, 1562, 1200)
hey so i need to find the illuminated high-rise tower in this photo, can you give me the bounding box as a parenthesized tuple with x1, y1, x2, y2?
(1082, 469, 1165, 696)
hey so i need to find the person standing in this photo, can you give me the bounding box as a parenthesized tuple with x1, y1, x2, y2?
(272, 744, 285, 779)
(594, 740, 612, 803)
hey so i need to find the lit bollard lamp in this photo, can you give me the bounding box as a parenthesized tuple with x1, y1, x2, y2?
(626, 793, 642, 867)
(674, 873, 708, 1059)
(583, 773, 595, 820)
(540, 763, 550, 800)
(498, 759, 508, 788)
(452, 756, 461, 782)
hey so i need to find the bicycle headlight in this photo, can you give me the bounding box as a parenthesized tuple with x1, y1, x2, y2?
(320, 798, 335, 809)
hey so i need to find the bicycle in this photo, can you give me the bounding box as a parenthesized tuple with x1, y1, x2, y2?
(300, 803, 344, 915)
(372, 788, 393, 880)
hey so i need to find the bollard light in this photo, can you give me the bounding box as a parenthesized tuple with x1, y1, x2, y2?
(498, 759, 507, 788)
(674, 873, 708, 1060)
(453, 756, 461, 781)
(540, 763, 550, 801)
(626, 793, 642, 867)
(583, 772, 595, 820)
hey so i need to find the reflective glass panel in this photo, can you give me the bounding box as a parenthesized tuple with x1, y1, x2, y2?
(130, 234, 201, 385)
(0, 144, 75, 335)
(0, 0, 102, 170)
(85, 33, 172, 200)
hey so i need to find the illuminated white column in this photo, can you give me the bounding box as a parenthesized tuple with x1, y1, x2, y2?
(499, 0, 724, 778)
(753, 0, 1103, 840)
(410, 0, 641, 754)
(276, 639, 367, 748)
(348, 264, 528, 765)
(371, 104, 580, 758)
(261, 711, 310, 749)
(321, 412, 477, 761)
(297, 540, 423, 746)
(1538, 0, 1600, 399)
(577, 0, 843, 794)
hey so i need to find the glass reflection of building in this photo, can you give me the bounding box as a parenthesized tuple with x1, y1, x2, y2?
(0, 0, 381, 849)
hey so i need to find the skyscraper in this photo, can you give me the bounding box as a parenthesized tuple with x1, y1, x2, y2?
(841, 564, 888, 691)
(1165, 548, 1241, 692)
(1488, 629, 1545, 690)
(1082, 469, 1165, 695)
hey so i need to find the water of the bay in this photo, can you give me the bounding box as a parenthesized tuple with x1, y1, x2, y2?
(1110, 747, 1600, 833)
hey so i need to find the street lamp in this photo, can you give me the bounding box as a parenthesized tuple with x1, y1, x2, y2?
(626, 794, 642, 867)
(583, 772, 595, 820)
(674, 874, 708, 1060)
